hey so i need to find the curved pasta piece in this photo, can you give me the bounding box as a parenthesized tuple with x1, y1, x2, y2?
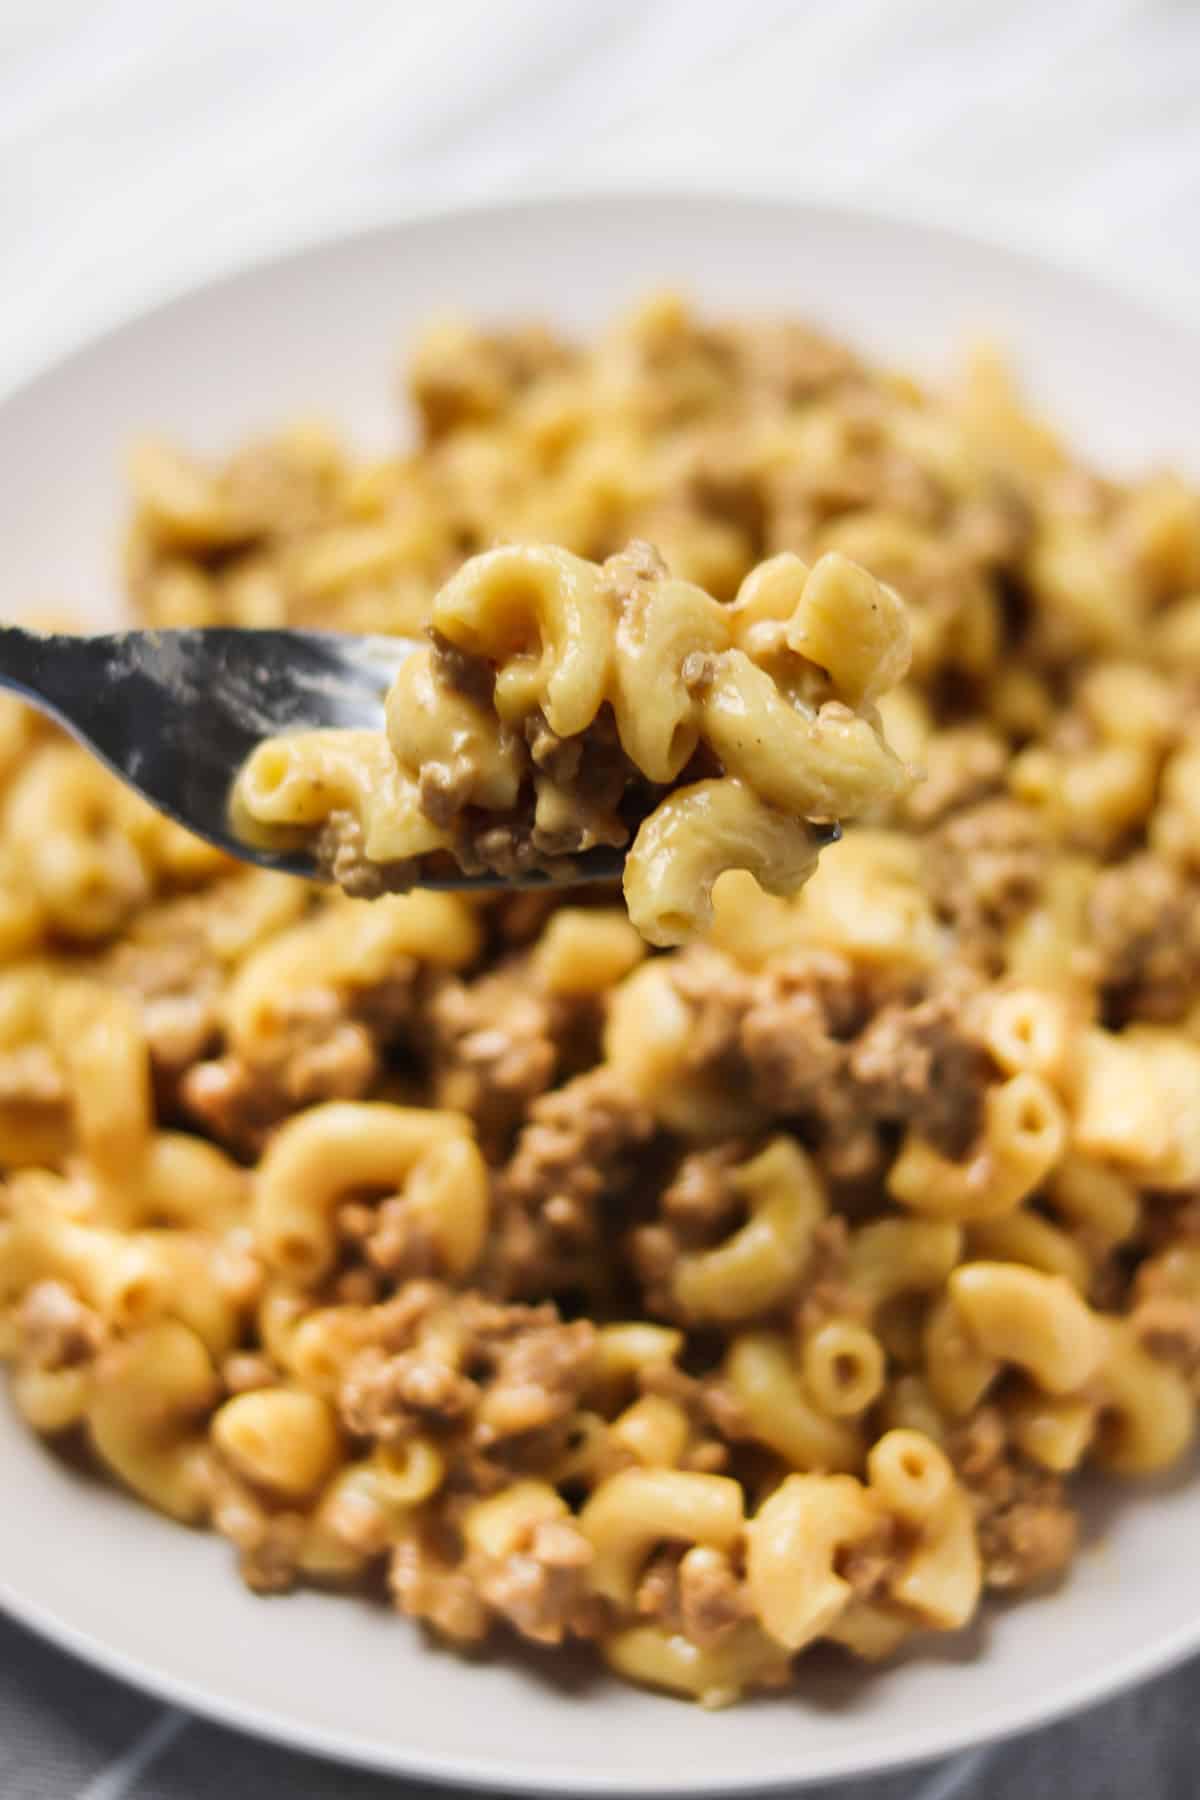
(868, 1431, 981, 1630)
(888, 1073, 1066, 1222)
(610, 571, 731, 780)
(624, 779, 822, 949)
(609, 1395, 692, 1470)
(1095, 1317, 1196, 1475)
(922, 1295, 999, 1418)
(233, 729, 451, 868)
(50, 980, 153, 1209)
(86, 1320, 218, 1522)
(1, 1177, 171, 1331)
(721, 1331, 862, 1474)
(745, 1472, 883, 1650)
(672, 1137, 826, 1323)
(3, 743, 151, 939)
(579, 1467, 743, 1608)
(252, 1100, 480, 1283)
(213, 1387, 342, 1499)
(385, 645, 524, 810)
(432, 543, 611, 736)
(1003, 1388, 1097, 1473)
(948, 1262, 1105, 1396)
(698, 650, 909, 820)
(846, 1219, 964, 1314)
(785, 553, 912, 707)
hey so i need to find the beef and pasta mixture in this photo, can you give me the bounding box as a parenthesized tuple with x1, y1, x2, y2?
(4, 293, 1200, 1706)
(232, 537, 912, 944)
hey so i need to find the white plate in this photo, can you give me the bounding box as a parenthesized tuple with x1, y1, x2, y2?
(1, 191, 1199, 1795)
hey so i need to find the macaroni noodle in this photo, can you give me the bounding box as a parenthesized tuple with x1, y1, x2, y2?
(2, 293, 1200, 1705)
(235, 542, 913, 944)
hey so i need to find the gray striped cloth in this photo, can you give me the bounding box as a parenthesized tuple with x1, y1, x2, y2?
(4, 1608, 1199, 1800)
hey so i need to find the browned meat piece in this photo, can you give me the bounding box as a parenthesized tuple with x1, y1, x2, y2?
(738, 963, 850, 1114)
(903, 726, 1008, 828)
(389, 1532, 490, 1642)
(101, 932, 221, 1072)
(1089, 853, 1200, 1024)
(209, 1463, 307, 1595)
(340, 1344, 478, 1443)
(837, 1519, 900, 1602)
(471, 1513, 596, 1645)
(793, 1217, 863, 1334)
(667, 950, 756, 1086)
(663, 945, 986, 1170)
(659, 1144, 747, 1235)
(739, 320, 864, 409)
(181, 1020, 377, 1154)
(1129, 1294, 1200, 1376)
(950, 1406, 1077, 1591)
(667, 945, 864, 1122)
(182, 964, 420, 1155)
(491, 1069, 655, 1298)
(430, 961, 560, 1155)
(429, 630, 495, 708)
(849, 981, 989, 1158)
(924, 798, 1048, 965)
(633, 1545, 748, 1650)
(339, 1290, 597, 1458)
(474, 1317, 597, 1443)
(678, 1546, 749, 1648)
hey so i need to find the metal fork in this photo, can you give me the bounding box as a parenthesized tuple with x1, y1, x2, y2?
(0, 626, 630, 888)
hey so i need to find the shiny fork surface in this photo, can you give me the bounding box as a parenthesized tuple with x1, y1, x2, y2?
(0, 626, 630, 888)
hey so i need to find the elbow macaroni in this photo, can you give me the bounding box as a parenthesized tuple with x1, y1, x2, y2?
(235, 543, 913, 944)
(3, 293, 1200, 1705)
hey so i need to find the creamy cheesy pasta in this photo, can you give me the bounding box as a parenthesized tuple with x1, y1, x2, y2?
(233, 539, 913, 944)
(2, 293, 1200, 1707)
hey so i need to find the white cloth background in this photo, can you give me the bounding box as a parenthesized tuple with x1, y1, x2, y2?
(1, 2, 1199, 1796)
(1, 0, 1198, 399)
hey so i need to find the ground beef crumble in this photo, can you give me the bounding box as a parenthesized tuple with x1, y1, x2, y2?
(634, 1544, 749, 1649)
(209, 1460, 308, 1595)
(662, 946, 989, 1170)
(1129, 1293, 1200, 1378)
(848, 978, 989, 1158)
(924, 798, 1049, 966)
(430, 958, 582, 1156)
(470, 1513, 598, 1645)
(488, 1069, 655, 1300)
(949, 1406, 1077, 1591)
(181, 961, 423, 1154)
(1088, 853, 1200, 1025)
(339, 1292, 598, 1453)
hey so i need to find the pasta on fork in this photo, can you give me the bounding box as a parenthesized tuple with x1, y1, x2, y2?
(234, 540, 914, 944)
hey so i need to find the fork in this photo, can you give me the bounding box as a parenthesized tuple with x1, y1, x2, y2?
(0, 626, 631, 889)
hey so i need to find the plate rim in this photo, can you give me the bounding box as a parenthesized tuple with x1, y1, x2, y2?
(8, 1546, 1200, 1798)
(2, 184, 1200, 1793)
(1, 180, 1195, 417)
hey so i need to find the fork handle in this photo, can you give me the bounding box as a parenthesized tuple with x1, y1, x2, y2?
(0, 626, 105, 723)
